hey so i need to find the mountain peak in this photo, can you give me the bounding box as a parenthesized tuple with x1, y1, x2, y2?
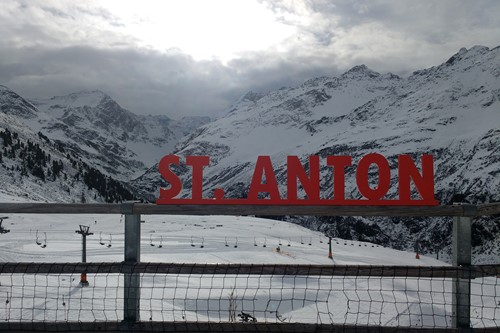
(0, 85, 38, 119)
(445, 45, 490, 65)
(240, 91, 265, 103)
(48, 89, 111, 108)
(342, 64, 381, 79)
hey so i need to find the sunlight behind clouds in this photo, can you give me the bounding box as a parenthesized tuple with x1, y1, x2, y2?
(97, 0, 295, 62)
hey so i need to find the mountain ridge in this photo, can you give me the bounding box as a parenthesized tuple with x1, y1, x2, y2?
(132, 45, 499, 262)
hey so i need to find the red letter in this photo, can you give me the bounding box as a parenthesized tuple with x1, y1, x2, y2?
(356, 153, 391, 201)
(398, 155, 436, 203)
(248, 156, 281, 202)
(158, 155, 182, 199)
(326, 156, 352, 202)
(287, 156, 320, 201)
(186, 156, 210, 200)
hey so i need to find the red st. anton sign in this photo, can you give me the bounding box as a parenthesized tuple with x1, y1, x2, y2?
(156, 154, 438, 206)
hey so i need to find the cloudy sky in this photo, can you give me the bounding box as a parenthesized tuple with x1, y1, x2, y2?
(1, 0, 499, 118)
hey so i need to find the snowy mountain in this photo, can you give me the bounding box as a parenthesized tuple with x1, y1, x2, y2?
(29, 90, 211, 179)
(1, 87, 211, 179)
(0, 86, 211, 202)
(0, 46, 498, 260)
(133, 46, 500, 261)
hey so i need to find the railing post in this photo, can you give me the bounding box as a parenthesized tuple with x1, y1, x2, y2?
(122, 202, 141, 323)
(451, 204, 475, 329)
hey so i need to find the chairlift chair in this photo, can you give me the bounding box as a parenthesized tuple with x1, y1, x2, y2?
(99, 232, 105, 246)
(35, 230, 42, 246)
(41, 232, 47, 248)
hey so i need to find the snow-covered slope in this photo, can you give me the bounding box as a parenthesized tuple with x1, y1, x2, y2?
(0, 110, 135, 203)
(133, 46, 500, 260)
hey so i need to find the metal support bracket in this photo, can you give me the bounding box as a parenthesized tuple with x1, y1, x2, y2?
(123, 208, 141, 323)
(452, 215, 472, 329)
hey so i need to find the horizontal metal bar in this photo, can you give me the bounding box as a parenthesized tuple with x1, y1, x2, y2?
(3, 321, 495, 333)
(0, 202, 498, 216)
(0, 262, 498, 278)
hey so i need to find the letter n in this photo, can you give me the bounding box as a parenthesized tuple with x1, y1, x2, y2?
(398, 154, 436, 203)
(287, 156, 320, 201)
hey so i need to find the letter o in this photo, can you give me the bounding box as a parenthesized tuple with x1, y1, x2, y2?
(356, 153, 391, 201)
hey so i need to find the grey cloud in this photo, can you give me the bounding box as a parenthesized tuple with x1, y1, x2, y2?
(0, 43, 336, 118)
(0, 46, 236, 117)
(1, 0, 499, 119)
(40, 6, 76, 20)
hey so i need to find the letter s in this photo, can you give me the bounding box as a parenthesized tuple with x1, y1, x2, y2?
(158, 155, 182, 199)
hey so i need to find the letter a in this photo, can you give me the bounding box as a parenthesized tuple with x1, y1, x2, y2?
(248, 156, 281, 202)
